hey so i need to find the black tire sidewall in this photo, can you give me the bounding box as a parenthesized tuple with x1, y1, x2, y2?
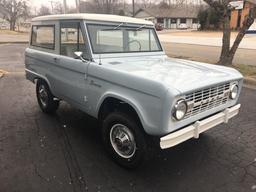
(36, 80, 59, 113)
(102, 112, 146, 168)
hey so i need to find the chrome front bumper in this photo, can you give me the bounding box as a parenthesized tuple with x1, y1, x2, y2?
(160, 104, 241, 149)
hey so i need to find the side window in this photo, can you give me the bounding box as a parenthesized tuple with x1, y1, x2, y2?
(193, 19, 198, 23)
(60, 22, 87, 58)
(171, 18, 177, 24)
(31, 25, 55, 49)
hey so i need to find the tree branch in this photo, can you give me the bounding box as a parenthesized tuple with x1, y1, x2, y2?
(229, 8, 255, 56)
(203, 0, 224, 15)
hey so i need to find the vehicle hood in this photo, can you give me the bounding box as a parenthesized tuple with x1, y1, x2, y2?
(103, 56, 243, 94)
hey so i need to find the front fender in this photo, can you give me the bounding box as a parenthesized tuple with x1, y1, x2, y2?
(96, 92, 148, 129)
(25, 68, 53, 91)
(96, 91, 163, 135)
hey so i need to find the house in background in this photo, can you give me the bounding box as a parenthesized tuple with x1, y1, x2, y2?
(230, 0, 256, 29)
(134, 7, 200, 29)
(0, 18, 9, 29)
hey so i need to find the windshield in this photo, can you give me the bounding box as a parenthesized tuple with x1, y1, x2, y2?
(87, 24, 162, 54)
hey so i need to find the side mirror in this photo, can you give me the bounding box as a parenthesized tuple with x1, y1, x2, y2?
(74, 51, 87, 62)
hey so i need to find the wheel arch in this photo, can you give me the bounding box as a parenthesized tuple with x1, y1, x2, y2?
(26, 69, 53, 91)
(97, 93, 147, 133)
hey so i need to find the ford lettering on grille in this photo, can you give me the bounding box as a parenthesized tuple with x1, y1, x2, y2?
(184, 82, 231, 118)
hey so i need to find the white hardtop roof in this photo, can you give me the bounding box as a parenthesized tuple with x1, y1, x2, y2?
(32, 13, 153, 25)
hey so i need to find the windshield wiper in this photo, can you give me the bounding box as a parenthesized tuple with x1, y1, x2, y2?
(136, 24, 146, 31)
(100, 23, 147, 32)
(100, 23, 124, 31)
(114, 22, 124, 30)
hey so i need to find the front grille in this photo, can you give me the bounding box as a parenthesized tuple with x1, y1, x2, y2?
(184, 82, 231, 119)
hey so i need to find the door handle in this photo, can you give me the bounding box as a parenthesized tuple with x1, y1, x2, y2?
(53, 57, 58, 62)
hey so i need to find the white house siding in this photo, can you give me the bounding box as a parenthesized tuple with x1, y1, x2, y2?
(164, 18, 172, 28)
(192, 23, 199, 29)
(186, 18, 193, 28)
(177, 18, 181, 27)
(164, 18, 167, 28)
(134, 10, 200, 29)
(170, 23, 177, 29)
(168, 19, 171, 28)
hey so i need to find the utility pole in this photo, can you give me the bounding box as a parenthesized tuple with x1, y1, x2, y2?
(49, 1, 54, 14)
(63, 0, 68, 41)
(132, 0, 135, 17)
(75, 0, 80, 13)
(34, 7, 37, 16)
(63, 0, 67, 14)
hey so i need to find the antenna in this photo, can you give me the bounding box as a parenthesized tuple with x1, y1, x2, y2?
(99, 54, 102, 65)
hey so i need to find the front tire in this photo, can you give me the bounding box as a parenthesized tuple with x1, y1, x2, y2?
(36, 79, 59, 114)
(102, 112, 147, 169)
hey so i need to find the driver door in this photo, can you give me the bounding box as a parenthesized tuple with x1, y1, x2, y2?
(53, 21, 90, 105)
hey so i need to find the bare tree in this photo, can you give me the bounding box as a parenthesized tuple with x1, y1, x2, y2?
(38, 5, 51, 16)
(158, 1, 169, 8)
(92, 0, 120, 14)
(53, 2, 63, 14)
(140, 0, 152, 8)
(204, 0, 256, 66)
(0, 0, 29, 31)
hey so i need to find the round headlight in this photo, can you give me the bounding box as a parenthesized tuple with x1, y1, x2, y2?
(173, 99, 187, 120)
(230, 84, 239, 99)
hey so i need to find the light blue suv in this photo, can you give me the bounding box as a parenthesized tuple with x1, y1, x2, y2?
(25, 14, 243, 168)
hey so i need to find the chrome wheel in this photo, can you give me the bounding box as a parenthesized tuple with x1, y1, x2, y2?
(38, 85, 48, 107)
(110, 124, 136, 159)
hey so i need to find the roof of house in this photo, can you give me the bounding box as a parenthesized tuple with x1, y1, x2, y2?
(135, 7, 199, 18)
(32, 13, 153, 25)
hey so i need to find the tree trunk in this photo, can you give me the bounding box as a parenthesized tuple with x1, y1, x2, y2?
(12, 21, 16, 31)
(228, 11, 255, 59)
(218, 8, 255, 66)
(10, 21, 15, 31)
(218, 9, 231, 65)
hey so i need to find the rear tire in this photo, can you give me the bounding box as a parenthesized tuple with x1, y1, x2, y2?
(102, 112, 147, 169)
(36, 79, 59, 114)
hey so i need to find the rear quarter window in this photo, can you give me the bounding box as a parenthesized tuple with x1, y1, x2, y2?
(31, 25, 55, 50)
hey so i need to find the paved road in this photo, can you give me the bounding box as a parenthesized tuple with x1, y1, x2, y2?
(0, 44, 256, 192)
(162, 42, 256, 66)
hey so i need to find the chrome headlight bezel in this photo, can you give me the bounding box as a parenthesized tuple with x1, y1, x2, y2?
(230, 84, 239, 100)
(172, 99, 188, 121)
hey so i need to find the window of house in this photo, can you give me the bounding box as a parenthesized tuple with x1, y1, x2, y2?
(60, 22, 87, 58)
(180, 18, 186, 24)
(31, 25, 55, 49)
(192, 19, 198, 23)
(171, 18, 177, 24)
(157, 18, 164, 23)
